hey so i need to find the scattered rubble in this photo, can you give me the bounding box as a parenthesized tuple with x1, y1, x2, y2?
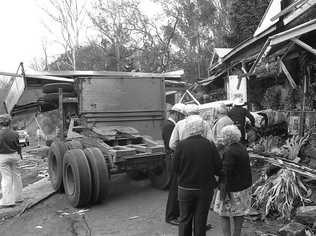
(295, 206, 316, 227)
(278, 222, 306, 236)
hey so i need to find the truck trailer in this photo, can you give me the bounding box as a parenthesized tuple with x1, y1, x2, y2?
(2, 70, 172, 208)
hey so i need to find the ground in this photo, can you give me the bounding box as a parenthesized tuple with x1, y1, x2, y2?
(0, 174, 220, 236)
(0, 146, 287, 236)
(0, 172, 284, 236)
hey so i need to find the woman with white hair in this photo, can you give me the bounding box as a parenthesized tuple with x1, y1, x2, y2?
(0, 114, 23, 208)
(213, 125, 252, 236)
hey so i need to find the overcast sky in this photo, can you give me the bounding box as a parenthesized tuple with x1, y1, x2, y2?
(0, 0, 161, 73)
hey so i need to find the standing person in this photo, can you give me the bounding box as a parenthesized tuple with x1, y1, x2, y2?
(36, 128, 46, 147)
(169, 104, 213, 151)
(0, 114, 23, 208)
(214, 125, 252, 236)
(212, 103, 234, 147)
(209, 103, 234, 210)
(163, 103, 186, 225)
(227, 98, 255, 143)
(174, 117, 222, 236)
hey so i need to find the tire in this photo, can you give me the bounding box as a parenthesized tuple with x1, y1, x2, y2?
(127, 170, 148, 181)
(43, 83, 74, 94)
(40, 92, 77, 104)
(149, 157, 172, 190)
(48, 141, 67, 191)
(65, 140, 83, 150)
(84, 148, 110, 204)
(63, 149, 92, 207)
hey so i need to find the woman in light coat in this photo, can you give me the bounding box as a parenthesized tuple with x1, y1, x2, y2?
(0, 114, 23, 207)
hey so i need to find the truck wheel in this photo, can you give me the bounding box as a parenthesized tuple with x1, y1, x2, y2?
(48, 141, 67, 191)
(65, 140, 83, 150)
(127, 170, 148, 181)
(84, 148, 110, 204)
(43, 83, 74, 93)
(149, 157, 172, 190)
(63, 149, 92, 207)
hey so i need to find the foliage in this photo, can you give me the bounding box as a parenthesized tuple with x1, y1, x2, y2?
(252, 169, 309, 220)
(49, 43, 108, 71)
(44, 0, 271, 79)
(41, 0, 87, 70)
(283, 134, 310, 161)
(252, 135, 282, 154)
(156, 0, 231, 81)
(88, 0, 178, 72)
(225, 0, 270, 46)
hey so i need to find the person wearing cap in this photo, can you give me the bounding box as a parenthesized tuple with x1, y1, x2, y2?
(173, 117, 222, 236)
(227, 98, 255, 143)
(169, 104, 213, 151)
(0, 114, 23, 208)
(163, 103, 186, 225)
(162, 103, 186, 155)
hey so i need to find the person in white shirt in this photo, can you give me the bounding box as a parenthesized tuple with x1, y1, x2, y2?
(169, 104, 213, 151)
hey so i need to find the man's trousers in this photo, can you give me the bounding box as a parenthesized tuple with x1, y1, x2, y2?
(178, 186, 213, 236)
(165, 171, 179, 221)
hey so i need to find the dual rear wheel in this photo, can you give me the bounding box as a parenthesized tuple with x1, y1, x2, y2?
(48, 141, 109, 207)
(48, 141, 171, 207)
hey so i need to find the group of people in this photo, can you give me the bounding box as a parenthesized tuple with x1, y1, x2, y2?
(162, 99, 254, 236)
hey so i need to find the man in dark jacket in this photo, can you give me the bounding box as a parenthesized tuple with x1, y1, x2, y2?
(174, 118, 222, 236)
(163, 103, 186, 225)
(228, 98, 255, 143)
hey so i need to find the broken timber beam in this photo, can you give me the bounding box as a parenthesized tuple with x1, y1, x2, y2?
(249, 152, 316, 179)
(291, 38, 316, 56)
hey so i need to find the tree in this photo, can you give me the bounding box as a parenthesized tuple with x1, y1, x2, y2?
(29, 39, 49, 71)
(49, 42, 108, 71)
(88, 0, 180, 73)
(41, 0, 87, 70)
(155, 0, 228, 81)
(224, 0, 270, 46)
(89, 0, 140, 71)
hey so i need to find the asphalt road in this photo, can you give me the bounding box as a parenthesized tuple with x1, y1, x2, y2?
(0, 174, 262, 236)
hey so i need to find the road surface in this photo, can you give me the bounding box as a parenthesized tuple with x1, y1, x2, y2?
(0, 174, 266, 236)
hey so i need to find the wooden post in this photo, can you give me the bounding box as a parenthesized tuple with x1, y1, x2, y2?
(58, 88, 64, 141)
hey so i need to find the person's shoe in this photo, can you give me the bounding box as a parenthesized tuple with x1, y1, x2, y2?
(166, 219, 179, 226)
(205, 223, 213, 231)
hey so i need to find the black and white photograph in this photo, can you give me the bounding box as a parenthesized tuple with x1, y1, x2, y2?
(0, 0, 315, 235)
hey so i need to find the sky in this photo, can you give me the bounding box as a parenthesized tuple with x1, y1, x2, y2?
(0, 0, 161, 73)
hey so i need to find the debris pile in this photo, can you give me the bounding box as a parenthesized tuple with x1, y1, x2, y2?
(249, 133, 316, 234)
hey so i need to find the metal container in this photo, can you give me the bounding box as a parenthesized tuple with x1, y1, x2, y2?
(77, 76, 166, 139)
